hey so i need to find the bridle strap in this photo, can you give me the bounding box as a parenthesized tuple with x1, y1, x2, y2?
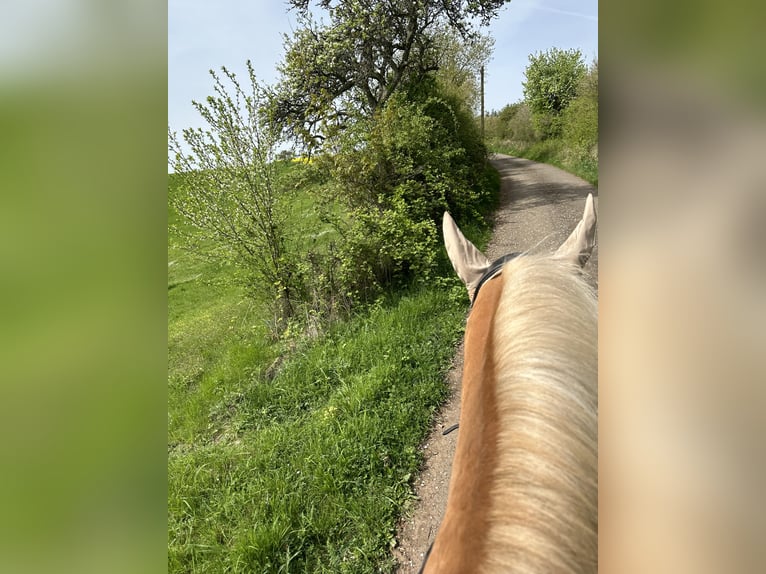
(471, 252, 521, 306)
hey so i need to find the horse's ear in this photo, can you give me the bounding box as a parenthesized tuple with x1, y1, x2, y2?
(443, 211, 491, 299)
(555, 193, 597, 267)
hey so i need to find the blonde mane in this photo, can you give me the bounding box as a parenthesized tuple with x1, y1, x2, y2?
(432, 198, 598, 573)
(486, 255, 598, 573)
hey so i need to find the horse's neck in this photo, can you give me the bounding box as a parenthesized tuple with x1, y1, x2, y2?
(426, 259, 598, 574)
(485, 259, 598, 573)
(424, 276, 505, 574)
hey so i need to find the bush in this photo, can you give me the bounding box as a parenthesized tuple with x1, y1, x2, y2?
(505, 102, 537, 143)
(562, 60, 598, 162)
(485, 101, 538, 151)
(168, 63, 299, 324)
(170, 65, 498, 334)
(321, 84, 495, 303)
(562, 95, 598, 159)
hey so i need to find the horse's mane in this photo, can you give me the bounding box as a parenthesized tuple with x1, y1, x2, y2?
(486, 255, 598, 573)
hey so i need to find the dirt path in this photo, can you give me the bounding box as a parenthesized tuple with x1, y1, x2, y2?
(392, 154, 598, 572)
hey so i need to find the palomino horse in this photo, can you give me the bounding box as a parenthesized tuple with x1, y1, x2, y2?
(422, 195, 598, 573)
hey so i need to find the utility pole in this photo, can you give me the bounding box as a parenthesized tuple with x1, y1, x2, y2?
(480, 65, 485, 140)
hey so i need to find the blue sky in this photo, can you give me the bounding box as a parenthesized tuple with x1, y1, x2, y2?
(169, 0, 597, 134)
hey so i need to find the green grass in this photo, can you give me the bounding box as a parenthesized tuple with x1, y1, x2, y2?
(168, 172, 277, 447)
(168, 162, 493, 572)
(168, 287, 467, 572)
(489, 138, 599, 187)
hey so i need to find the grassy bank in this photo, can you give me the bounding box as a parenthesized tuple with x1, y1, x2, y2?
(168, 287, 467, 572)
(488, 139, 598, 187)
(168, 165, 495, 572)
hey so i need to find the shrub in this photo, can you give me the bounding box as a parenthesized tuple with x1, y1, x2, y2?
(505, 102, 537, 144)
(562, 59, 598, 162)
(168, 63, 298, 324)
(322, 85, 495, 303)
(562, 95, 598, 159)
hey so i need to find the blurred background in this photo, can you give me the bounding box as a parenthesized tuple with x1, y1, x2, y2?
(0, 1, 166, 573)
(1, 0, 764, 572)
(601, 0, 766, 571)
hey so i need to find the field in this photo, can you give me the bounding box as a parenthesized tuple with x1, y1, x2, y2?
(168, 165, 492, 572)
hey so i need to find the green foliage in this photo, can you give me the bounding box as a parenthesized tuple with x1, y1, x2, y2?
(562, 97, 597, 157)
(168, 280, 468, 573)
(256, 0, 505, 318)
(431, 26, 495, 112)
(168, 62, 299, 323)
(322, 85, 496, 302)
(273, 0, 509, 148)
(523, 48, 587, 137)
(562, 59, 598, 162)
(488, 55, 597, 186)
(485, 101, 537, 143)
(498, 102, 522, 125)
(169, 66, 499, 332)
(506, 102, 537, 142)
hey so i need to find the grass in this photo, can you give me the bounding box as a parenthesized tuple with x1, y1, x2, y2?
(168, 287, 467, 572)
(488, 138, 599, 187)
(168, 162, 495, 572)
(168, 172, 278, 447)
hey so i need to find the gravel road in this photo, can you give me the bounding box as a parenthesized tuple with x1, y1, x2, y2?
(392, 153, 598, 572)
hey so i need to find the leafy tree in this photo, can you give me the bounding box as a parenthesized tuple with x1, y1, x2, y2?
(522, 47, 586, 137)
(431, 26, 495, 112)
(498, 102, 521, 124)
(579, 58, 598, 101)
(168, 62, 297, 322)
(272, 0, 509, 149)
(168, 2, 508, 326)
(259, 0, 506, 305)
(490, 102, 521, 139)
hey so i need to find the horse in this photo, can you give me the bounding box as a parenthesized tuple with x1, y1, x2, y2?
(421, 194, 598, 573)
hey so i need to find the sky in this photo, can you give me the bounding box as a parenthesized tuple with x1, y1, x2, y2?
(169, 0, 597, 135)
